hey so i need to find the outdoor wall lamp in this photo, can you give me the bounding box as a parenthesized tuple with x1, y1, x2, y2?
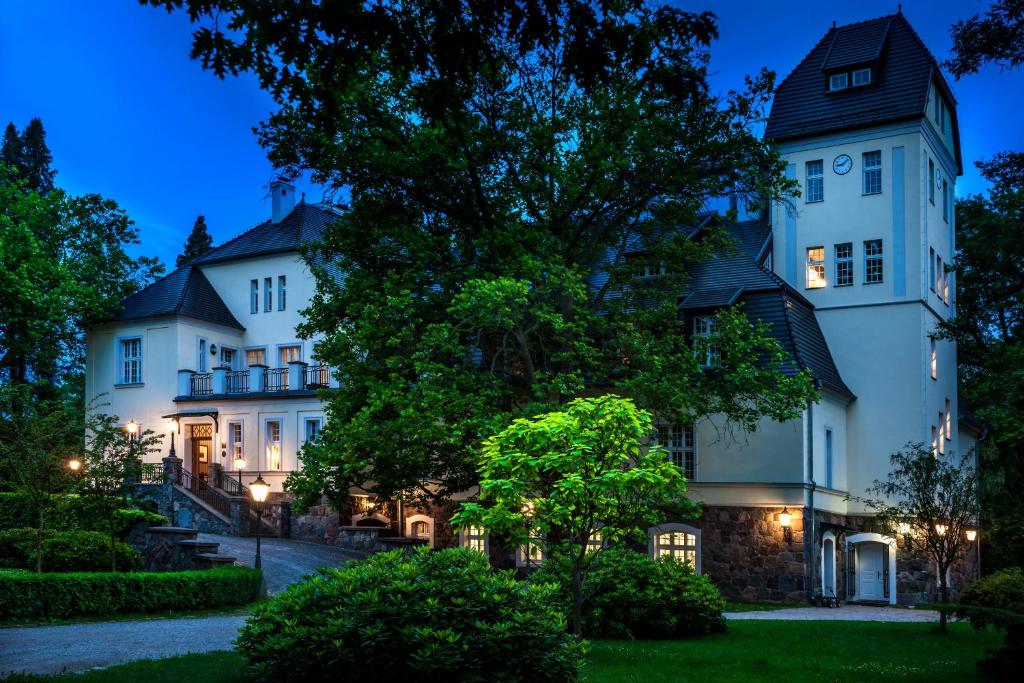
(935, 523, 948, 536)
(779, 507, 793, 543)
(966, 529, 977, 542)
(898, 522, 912, 548)
(67, 458, 81, 473)
(210, 344, 218, 356)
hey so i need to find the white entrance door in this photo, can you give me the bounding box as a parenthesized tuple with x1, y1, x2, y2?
(858, 542, 884, 601)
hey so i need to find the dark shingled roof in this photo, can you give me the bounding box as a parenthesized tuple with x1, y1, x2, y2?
(765, 13, 962, 172)
(110, 202, 342, 327)
(114, 266, 243, 329)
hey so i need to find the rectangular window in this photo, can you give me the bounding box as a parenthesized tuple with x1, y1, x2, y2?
(278, 275, 286, 311)
(228, 421, 244, 467)
(221, 347, 236, 370)
(938, 413, 946, 454)
(250, 279, 258, 314)
(930, 338, 937, 380)
(264, 277, 272, 312)
(656, 424, 696, 480)
(279, 345, 301, 366)
(852, 68, 871, 86)
(693, 316, 719, 368)
(864, 239, 883, 283)
(119, 338, 142, 384)
(246, 348, 267, 367)
(862, 151, 882, 195)
(829, 73, 848, 91)
(937, 254, 944, 295)
(928, 160, 936, 204)
(518, 526, 545, 567)
(806, 160, 824, 203)
(462, 525, 487, 553)
(834, 243, 853, 286)
(929, 248, 936, 292)
(942, 180, 950, 223)
(654, 530, 697, 568)
(931, 425, 938, 457)
(265, 419, 282, 471)
(304, 417, 323, 444)
(945, 399, 952, 439)
(197, 338, 207, 373)
(944, 269, 950, 304)
(825, 428, 834, 490)
(806, 246, 826, 288)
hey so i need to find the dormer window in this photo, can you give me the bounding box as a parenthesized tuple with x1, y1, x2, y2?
(829, 73, 848, 91)
(852, 68, 871, 86)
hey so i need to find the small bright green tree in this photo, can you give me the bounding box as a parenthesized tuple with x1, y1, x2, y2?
(451, 394, 695, 636)
(77, 409, 162, 571)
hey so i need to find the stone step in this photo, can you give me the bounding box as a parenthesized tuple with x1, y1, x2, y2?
(177, 539, 221, 553)
(196, 553, 237, 566)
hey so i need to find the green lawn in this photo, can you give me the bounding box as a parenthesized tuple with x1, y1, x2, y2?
(25, 621, 999, 683)
(722, 600, 802, 612)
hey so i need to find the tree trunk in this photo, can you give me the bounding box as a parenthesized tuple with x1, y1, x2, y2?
(938, 563, 950, 633)
(110, 517, 117, 572)
(571, 567, 583, 637)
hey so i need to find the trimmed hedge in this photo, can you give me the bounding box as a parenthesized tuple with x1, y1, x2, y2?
(237, 547, 584, 682)
(531, 547, 727, 639)
(956, 567, 1024, 679)
(0, 528, 142, 572)
(0, 566, 263, 619)
(0, 493, 167, 538)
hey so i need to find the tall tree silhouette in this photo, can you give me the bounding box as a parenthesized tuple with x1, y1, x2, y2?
(176, 215, 214, 266)
(18, 119, 56, 194)
(1, 123, 22, 170)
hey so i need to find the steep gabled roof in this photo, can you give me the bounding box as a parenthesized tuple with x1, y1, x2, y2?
(765, 12, 962, 172)
(114, 265, 243, 329)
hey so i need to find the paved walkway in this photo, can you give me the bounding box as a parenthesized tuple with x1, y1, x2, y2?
(726, 605, 940, 622)
(0, 535, 358, 676)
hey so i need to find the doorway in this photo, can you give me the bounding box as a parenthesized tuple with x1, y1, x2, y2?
(190, 423, 213, 482)
(857, 542, 885, 601)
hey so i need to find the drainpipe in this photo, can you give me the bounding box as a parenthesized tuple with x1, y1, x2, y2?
(805, 394, 817, 603)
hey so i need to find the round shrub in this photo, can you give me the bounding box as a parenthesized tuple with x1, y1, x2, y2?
(236, 547, 584, 682)
(956, 567, 1024, 679)
(0, 528, 54, 568)
(531, 547, 726, 639)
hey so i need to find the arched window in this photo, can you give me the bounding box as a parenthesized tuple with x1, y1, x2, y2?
(412, 521, 430, 539)
(648, 523, 702, 573)
(404, 514, 434, 548)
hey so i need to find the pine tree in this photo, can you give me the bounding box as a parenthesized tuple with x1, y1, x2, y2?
(1, 123, 22, 171)
(176, 215, 214, 266)
(16, 119, 56, 194)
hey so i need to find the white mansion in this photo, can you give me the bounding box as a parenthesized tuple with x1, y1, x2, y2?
(85, 12, 980, 604)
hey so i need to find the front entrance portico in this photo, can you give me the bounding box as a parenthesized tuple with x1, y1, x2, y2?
(846, 532, 897, 605)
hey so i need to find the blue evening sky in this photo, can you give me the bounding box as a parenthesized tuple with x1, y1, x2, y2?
(2, 0, 1021, 268)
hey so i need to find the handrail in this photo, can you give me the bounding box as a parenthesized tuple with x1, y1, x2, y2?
(173, 464, 231, 519)
(226, 370, 249, 393)
(264, 367, 288, 391)
(190, 373, 213, 395)
(304, 364, 331, 389)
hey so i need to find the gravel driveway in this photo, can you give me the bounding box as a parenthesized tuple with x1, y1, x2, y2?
(0, 535, 359, 676)
(726, 605, 940, 622)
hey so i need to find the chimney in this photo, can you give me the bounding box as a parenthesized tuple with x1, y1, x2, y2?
(270, 177, 296, 223)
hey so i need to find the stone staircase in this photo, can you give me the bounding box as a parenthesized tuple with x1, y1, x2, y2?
(144, 526, 239, 571)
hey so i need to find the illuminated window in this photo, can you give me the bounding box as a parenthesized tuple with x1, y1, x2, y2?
(863, 151, 882, 195)
(852, 68, 871, 86)
(461, 525, 488, 554)
(654, 530, 698, 568)
(693, 316, 720, 368)
(412, 521, 429, 539)
(864, 240, 883, 283)
(931, 425, 938, 457)
(834, 243, 853, 286)
(517, 526, 545, 567)
(829, 73, 848, 91)
(945, 399, 952, 440)
(930, 339, 937, 380)
(943, 268, 950, 304)
(806, 246, 826, 288)
(228, 421, 243, 466)
(655, 424, 696, 480)
(806, 160, 824, 202)
(265, 419, 282, 470)
(936, 253, 943, 294)
(938, 413, 946, 454)
(587, 531, 603, 552)
(118, 337, 142, 384)
(246, 347, 267, 367)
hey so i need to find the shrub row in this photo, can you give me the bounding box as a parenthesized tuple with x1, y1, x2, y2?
(0, 528, 143, 572)
(0, 493, 167, 538)
(0, 566, 263, 619)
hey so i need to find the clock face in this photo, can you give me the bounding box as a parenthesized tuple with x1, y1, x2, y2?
(833, 154, 853, 175)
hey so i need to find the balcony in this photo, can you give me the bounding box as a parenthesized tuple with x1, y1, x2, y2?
(176, 363, 332, 401)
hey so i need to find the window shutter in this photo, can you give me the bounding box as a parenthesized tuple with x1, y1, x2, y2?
(882, 544, 890, 600)
(847, 544, 856, 597)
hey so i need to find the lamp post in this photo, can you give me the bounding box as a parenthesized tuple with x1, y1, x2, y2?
(779, 507, 793, 544)
(67, 458, 81, 474)
(234, 456, 246, 491)
(166, 419, 178, 458)
(250, 473, 270, 570)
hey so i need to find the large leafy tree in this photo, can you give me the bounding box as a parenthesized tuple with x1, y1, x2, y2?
(176, 214, 214, 266)
(947, 0, 1024, 78)
(938, 153, 1024, 571)
(147, 0, 816, 508)
(451, 395, 694, 635)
